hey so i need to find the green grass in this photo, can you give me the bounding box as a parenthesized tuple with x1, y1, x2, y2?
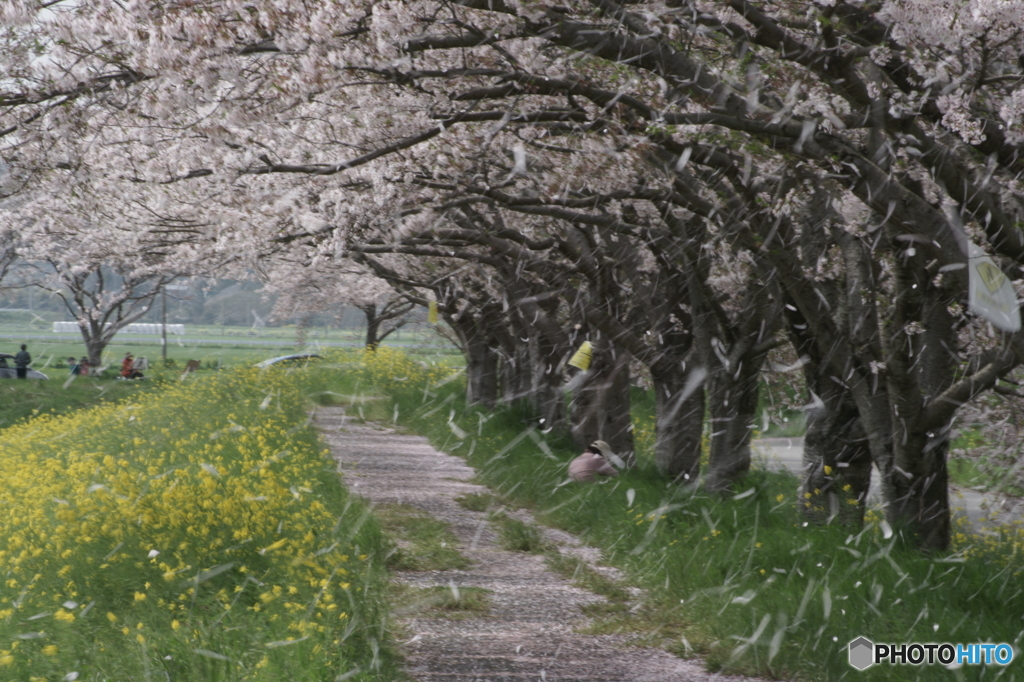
(454, 492, 496, 512)
(390, 585, 492, 620)
(490, 512, 552, 554)
(0, 373, 158, 429)
(949, 458, 1001, 491)
(376, 504, 473, 572)
(322, 350, 1024, 682)
(758, 411, 807, 438)
(0, 341, 296, 374)
(544, 552, 633, 616)
(946, 427, 1024, 496)
(0, 350, 283, 430)
(0, 321, 459, 354)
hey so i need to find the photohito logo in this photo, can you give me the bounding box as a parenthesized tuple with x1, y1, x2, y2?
(849, 637, 1014, 670)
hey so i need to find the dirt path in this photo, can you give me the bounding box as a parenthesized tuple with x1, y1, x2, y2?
(315, 408, 762, 682)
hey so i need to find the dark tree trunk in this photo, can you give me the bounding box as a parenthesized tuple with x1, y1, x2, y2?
(703, 354, 763, 493)
(365, 314, 381, 349)
(359, 300, 414, 350)
(84, 333, 106, 369)
(687, 269, 779, 494)
(499, 326, 533, 408)
(800, 393, 872, 525)
(650, 357, 705, 482)
(529, 333, 566, 433)
(465, 330, 499, 409)
(447, 308, 501, 410)
(784, 283, 873, 527)
(79, 317, 118, 369)
(568, 335, 635, 464)
(571, 214, 639, 461)
(889, 431, 952, 550)
(884, 264, 958, 551)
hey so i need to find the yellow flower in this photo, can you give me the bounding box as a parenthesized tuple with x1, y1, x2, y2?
(171, 619, 180, 630)
(134, 592, 147, 601)
(823, 465, 833, 475)
(42, 645, 58, 656)
(0, 655, 13, 666)
(136, 633, 146, 644)
(54, 609, 75, 623)
(775, 494, 785, 502)
(261, 538, 288, 554)
(107, 612, 118, 623)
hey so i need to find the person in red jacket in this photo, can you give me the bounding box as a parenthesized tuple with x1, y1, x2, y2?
(121, 353, 144, 379)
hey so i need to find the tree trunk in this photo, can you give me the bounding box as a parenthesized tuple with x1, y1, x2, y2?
(84, 335, 106, 369)
(568, 335, 634, 464)
(530, 334, 566, 433)
(448, 311, 500, 409)
(885, 277, 957, 550)
(650, 358, 704, 483)
(703, 356, 761, 493)
(876, 230, 958, 551)
(800, 393, 872, 526)
(786, 290, 873, 527)
(365, 320, 381, 349)
(361, 299, 414, 349)
(889, 430, 952, 550)
(499, 327, 533, 409)
(79, 320, 110, 368)
(465, 329, 499, 409)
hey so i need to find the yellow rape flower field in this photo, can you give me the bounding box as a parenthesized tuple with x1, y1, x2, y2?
(0, 364, 396, 681)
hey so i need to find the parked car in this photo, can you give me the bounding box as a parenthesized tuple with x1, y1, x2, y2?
(254, 353, 323, 369)
(0, 354, 50, 380)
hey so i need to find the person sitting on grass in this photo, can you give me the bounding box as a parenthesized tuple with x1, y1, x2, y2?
(79, 356, 90, 377)
(121, 353, 144, 379)
(68, 356, 80, 375)
(568, 440, 620, 482)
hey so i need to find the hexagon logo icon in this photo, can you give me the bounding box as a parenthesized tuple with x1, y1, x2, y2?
(849, 636, 874, 670)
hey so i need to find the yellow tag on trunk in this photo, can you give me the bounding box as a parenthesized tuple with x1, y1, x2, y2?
(428, 300, 438, 324)
(567, 341, 592, 370)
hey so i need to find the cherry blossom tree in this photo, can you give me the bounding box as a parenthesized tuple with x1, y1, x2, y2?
(3, 170, 226, 366)
(5, 0, 1024, 550)
(262, 256, 416, 349)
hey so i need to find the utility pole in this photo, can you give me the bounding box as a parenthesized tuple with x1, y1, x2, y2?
(162, 287, 168, 361)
